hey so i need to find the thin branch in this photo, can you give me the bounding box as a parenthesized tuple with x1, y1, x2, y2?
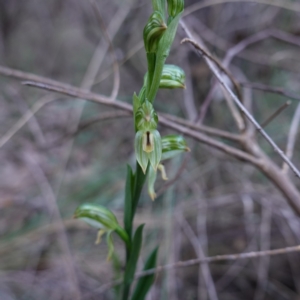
(181, 38, 242, 101)
(88, 0, 120, 100)
(22, 81, 132, 111)
(0, 68, 246, 165)
(261, 101, 291, 128)
(161, 113, 241, 142)
(24, 153, 81, 300)
(240, 81, 300, 102)
(156, 154, 190, 198)
(0, 65, 75, 90)
(137, 244, 300, 275)
(180, 21, 300, 179)
(21, 80, 260, 165)
(196, 81, 218, 124)
(183, 0, 300, 18)
(93, 244, 300, 295)
(0, 65, 261, 166)
(283, 103, 300, 173)
(222, 30, 272, 68)
(179, 214, 219, 300)
(94, 41, 144, 86)
(0, 95, 55, 149)
(254, 198, 272, 300)
(51, 111, 130, 146)
(5, 86, 47, 147)
(0, 64, 241, 142)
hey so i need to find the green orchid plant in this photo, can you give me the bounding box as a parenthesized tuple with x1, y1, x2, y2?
(74, 0, 187, 299)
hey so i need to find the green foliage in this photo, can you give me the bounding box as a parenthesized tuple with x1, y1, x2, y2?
(123, 225, 145, 285)
(131, 247, 159, 300)
(74, 203, 130, 255)
(146, 13, 183, 102)
(122, 224, 145, 300)
(124, 165, 134, 238)
(74, 0, 185, 298)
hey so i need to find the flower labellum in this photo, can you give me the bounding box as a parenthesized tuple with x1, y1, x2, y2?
(135, 129, 162, 173)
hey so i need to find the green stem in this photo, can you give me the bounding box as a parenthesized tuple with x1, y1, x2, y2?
(121, 163, 147, 300)
(146, 53, 156, 98)
(115, 226, 131, 250)
(147, 54, 165, 102)
(147, 14, 181, 103)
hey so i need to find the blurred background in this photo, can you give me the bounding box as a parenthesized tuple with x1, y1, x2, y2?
(1, 0, 300, 299)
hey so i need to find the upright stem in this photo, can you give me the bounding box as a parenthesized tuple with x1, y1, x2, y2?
(121, 163, 147, 300)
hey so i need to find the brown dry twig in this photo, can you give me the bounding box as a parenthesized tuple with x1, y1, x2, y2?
(240, 81, 300, 102)
(261, 101, 291, 128)
(283, 103, 300, 173)
(180, 21, 300, 179)
(183, 0, 300, 18)
(21, 80, 257, 165)
(181, 37, 242, 101)
(51, 111, 130, 147)
(88, 0, 120, 100)
(93, 243, 300, 295)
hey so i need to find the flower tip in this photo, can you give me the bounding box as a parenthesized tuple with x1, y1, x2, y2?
(150, 191, 157, 201)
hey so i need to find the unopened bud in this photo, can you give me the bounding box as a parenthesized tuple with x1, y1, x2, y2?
(74, 203, 129, 250)
(162, 134, 190, 160)
(167, 0, 184, 19)
(135, 100, 158, 131)
(144, 11, 167, 53)
(160, 64, 186, 89)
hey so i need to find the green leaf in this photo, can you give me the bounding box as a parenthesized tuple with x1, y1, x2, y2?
(124, 165, 134, 238)
(133, 93, 140, 117)
(146, 53, 156, 95)
(147, 13, 182, 102)
(138, 86, 146, 105)
(74, 203, 119, 230)
(112, 251, 123, 298)
(131, 247, 159, 300)
(124, 224, 144, 284)
(132, 162, 148, 218)
(74, 203, 130, 248)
